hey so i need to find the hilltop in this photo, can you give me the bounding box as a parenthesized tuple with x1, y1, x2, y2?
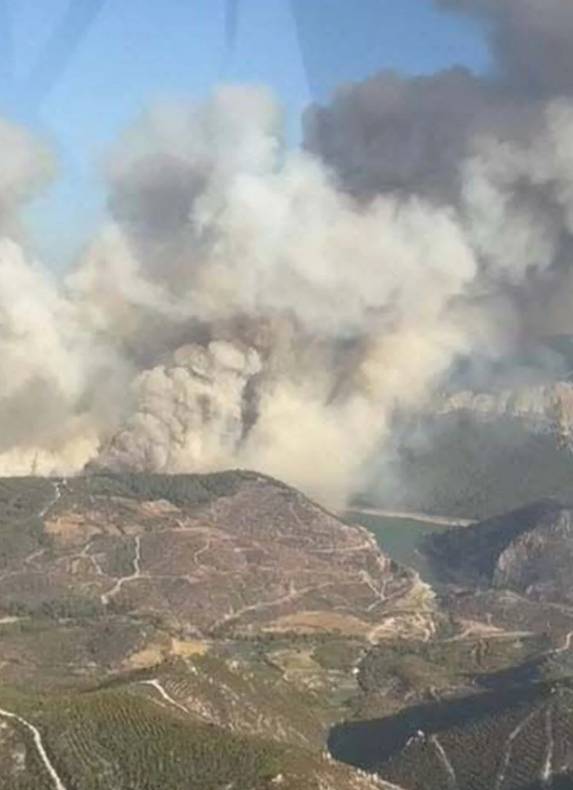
(0, 470, 432, 789)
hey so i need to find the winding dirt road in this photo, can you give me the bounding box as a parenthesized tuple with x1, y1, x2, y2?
(0, 708, 67, 790)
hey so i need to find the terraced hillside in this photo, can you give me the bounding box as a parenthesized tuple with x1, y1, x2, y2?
(0, 471, 433, 789)
(0, 471, 431, 642)
(330, 681, 573, 789)
(4, 471, 573, 789)
(0, 684, 383, 790)
(321, 496, 573, 788)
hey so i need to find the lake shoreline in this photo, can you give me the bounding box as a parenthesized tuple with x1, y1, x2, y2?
(343, 510, 454, 587)
(345, 506, 475, 528)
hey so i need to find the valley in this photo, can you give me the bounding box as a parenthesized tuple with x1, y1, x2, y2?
(345, 511, 454, 586)
(0, 470, 571, 788)
(331, 495, 573, 788)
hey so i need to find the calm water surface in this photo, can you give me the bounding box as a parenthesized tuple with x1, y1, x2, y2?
(344, 511, 449, 585)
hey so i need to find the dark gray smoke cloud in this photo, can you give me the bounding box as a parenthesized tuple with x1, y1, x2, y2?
(304, 0, 573, 351)
(440, 0, 573, 97)
(305, 67, 502, 201)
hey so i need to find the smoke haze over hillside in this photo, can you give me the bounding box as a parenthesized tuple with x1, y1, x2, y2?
(1, 1, 573, 505)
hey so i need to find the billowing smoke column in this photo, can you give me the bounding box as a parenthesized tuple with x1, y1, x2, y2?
(2, 1, 573, 505)
(304, 0, 573, 346)
(81, 87, 477, 504)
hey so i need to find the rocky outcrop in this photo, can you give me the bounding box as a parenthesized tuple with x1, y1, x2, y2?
(371, 384, 573, 520)
(425, 500, 573, 604)
(436, 382, 573, 447)
(494, 507, 573, 603)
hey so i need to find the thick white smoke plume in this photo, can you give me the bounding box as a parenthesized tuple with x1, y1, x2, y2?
(84, 87, 478, 504)
(2, 1, 573, 505)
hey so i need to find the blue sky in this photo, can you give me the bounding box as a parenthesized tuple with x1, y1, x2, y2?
(0, 0, 489, 267)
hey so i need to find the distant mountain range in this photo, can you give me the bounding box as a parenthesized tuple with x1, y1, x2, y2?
(371, 381, 573, 520)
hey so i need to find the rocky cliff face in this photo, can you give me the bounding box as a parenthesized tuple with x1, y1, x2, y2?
(425, 500, 573, 605)
(493, 507, 573, 604)
(370, 383, 573, 520)
(437, 382, 573, 447)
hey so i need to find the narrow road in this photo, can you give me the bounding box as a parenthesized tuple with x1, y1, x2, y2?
(554, 630, 573, 654)
(431, 735, 458, 789)
(495, 710, 537, 789)
(345, 507, 474, 528)
(101, 535, 142, 606)
(212, 580, 333, 630)
(0, 708, 67, 790)
(140, 679, 189, 715)
(38, 478, 67, 519)
(541, 706, 554, 785)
